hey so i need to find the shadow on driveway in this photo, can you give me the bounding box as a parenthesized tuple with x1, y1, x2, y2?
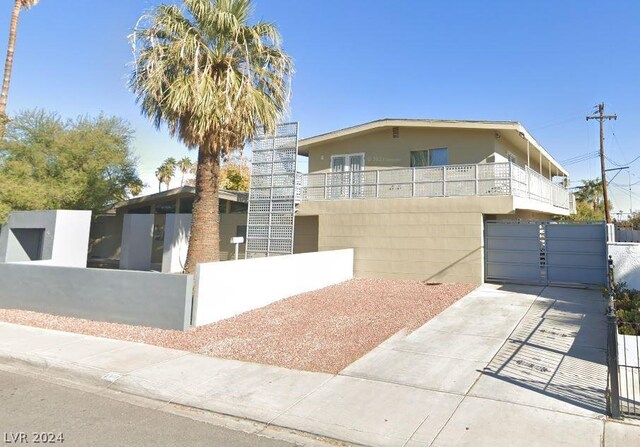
(476, 285, 608, 416)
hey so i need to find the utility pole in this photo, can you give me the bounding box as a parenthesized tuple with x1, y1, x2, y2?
(586, 103, 617, 223)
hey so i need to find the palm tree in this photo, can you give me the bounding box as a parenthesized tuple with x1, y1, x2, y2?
(155, 157, 177, 191)
(0, 0, 40, 137)
(576, 179, 603, 211)
(131, 0, 292, 273)
(155, 166, 166, 192)
(177, 156, 193, 186)
(164, 157, 177, 187)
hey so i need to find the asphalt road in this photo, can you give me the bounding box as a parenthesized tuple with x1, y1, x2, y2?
(0, 369, 302, 447)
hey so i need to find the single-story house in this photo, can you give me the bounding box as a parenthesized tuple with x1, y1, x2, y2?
(89, 186, 319, 269)
(89, 187, 249, 269)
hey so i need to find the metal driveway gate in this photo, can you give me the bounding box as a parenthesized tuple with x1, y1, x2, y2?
(485, 220, 607, 286)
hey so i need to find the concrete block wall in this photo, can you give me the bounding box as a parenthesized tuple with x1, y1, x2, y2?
(297, 196, 518, 284)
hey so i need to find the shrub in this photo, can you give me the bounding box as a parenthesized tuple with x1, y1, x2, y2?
(610, 282, 640, 335)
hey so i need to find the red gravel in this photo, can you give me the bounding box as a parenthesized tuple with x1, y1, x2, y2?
(0, 279, 475, 374)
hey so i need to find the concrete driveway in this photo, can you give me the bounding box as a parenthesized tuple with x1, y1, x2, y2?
(337, 283, 610, 446)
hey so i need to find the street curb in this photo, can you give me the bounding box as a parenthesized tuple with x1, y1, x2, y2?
(0, 348, 359, 447)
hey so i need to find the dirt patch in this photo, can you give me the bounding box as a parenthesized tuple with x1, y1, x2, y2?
(0, 279, 476, 374)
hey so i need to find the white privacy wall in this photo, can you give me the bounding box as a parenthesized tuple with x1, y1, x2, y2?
(193, 249, 354, 326)
(609, 243, 640, 290)
(119, 214, 154, 271)
(162, 214, 191, 273)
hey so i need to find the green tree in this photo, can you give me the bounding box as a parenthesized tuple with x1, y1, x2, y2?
(0, 109, 142, 223)
(220, 152, 250, 191)
(623, 212, 640, 230)
(129, 180, 144, 197)
(131, 0, 292, 272)
(177, 156, 193, 186)
(569, 201, 605, 221)
(565, 178, 613, 221)
(0, 0, 40, 137)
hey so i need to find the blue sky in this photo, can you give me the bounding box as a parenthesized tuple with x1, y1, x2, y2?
(1, 0, 639, 212)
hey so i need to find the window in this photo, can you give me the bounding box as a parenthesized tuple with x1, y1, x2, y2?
(230, 201, 248, 214)
(128, 206, 151, 214)
(154, 201, 176, 214)
(331, 153, 365, 172)
(410, 148, 448, 167)
(179, 198, 194, 214)
(506, 152, 518, 164)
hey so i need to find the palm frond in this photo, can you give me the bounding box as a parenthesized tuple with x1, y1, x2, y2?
(130, 0, 293, 155)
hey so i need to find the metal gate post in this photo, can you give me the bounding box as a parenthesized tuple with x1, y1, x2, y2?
(607, 302, 622, 419)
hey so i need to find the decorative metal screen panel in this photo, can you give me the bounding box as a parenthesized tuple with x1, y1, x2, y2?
(246, 122, 299, 258)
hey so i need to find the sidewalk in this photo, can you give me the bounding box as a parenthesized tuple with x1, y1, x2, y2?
(1, 284, 639, 446)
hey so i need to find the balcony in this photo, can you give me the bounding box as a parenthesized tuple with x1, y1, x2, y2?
(298, 162, 573, 212)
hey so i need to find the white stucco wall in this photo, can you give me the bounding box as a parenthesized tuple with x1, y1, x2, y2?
(162, 214, 191, 273)
(618, 333, 640, 367)
(119, 214, 154, 271)
(50, 210, 92, 267)
(0, 210, 91, 267)
(609, 243, 640, 290)
(193, 249, 354, 326)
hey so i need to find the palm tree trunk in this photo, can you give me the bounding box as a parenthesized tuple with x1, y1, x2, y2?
(184, 146, 220, 273)
(0, 0, 22, 135)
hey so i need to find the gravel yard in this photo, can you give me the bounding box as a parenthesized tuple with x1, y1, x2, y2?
(0, 279, 475, 373)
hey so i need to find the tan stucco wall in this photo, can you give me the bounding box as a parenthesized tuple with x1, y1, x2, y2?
(294, 215, 319, 253)
(217, 213, 248, 260)
(308, 127, 497, 173)
(297, 196, 519, 284)
(306, 125, 559, 180)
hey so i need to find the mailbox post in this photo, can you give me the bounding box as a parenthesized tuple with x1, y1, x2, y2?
(230, 237, 244, 261)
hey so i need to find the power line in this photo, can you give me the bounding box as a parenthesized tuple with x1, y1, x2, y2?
(605, 155, 640, 181)
(561, 151, 600, 166)
(530, 115, 583, 131)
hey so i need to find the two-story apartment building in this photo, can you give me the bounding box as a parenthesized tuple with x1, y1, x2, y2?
(293, 119, 574, 284)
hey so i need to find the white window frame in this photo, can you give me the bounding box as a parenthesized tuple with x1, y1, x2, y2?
(506, 151, 518, 165)
(330, 153, 365, 172)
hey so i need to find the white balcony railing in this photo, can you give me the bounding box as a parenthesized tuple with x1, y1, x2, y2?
(298, 162, 572, 211)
